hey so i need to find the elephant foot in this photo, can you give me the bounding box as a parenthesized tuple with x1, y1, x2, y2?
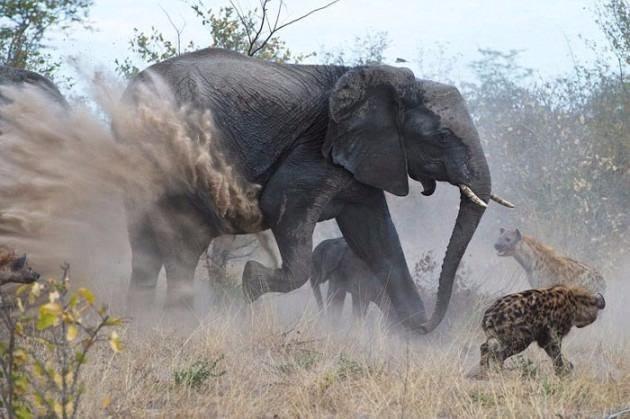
(243, 260, 271, 302)
(126, 286, 156, 313)
(165, 284, 195, 311)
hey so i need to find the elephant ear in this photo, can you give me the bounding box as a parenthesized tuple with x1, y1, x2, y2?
(323, 66, 416, 196)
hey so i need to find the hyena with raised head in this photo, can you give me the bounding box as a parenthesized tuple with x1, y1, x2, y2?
(494, 228, 606, 293)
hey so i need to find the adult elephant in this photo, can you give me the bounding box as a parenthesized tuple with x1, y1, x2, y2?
(0, 66, 67, 105)
(122, 48, 511, 333)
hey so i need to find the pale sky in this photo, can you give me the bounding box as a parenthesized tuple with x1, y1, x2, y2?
(51, 0, 608, 87)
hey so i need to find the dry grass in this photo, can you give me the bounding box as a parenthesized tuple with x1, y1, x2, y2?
(78, 282, 630, 419)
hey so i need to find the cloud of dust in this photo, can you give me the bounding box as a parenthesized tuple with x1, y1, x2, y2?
(0, 75, 262, 280)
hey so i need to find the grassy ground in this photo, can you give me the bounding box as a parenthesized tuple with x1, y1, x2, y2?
(79, 282, 630, 419)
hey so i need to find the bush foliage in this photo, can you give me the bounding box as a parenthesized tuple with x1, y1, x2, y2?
(0, 265, 123, 419)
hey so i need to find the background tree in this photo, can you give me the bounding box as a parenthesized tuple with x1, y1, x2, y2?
(115, 0, 338, 78)
(462, 42, 628, 270)
(595, 0, 629, 70)
(0, 0, 93, 78)
(115, 0, 339, 285)
(318, 31, 390, 66)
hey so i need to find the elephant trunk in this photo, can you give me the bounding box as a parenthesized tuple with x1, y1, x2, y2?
(419, 157, 490, 334)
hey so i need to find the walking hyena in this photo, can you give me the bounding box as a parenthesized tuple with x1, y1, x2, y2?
(494, 228, 606, 293)
(477, 285, 605, 377)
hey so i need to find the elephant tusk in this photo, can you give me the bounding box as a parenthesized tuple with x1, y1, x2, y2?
(459, 185, 487, 208)
(490, 194, 515, 208)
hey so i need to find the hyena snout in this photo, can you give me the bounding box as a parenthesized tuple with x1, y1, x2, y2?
(11, 255, 40, 283)
(595, 293, 605, 309)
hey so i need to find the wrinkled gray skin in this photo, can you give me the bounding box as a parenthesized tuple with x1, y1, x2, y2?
(311, 238, 395, 322)
(124, 48, 492, 333)
(0, 66, 67, 106)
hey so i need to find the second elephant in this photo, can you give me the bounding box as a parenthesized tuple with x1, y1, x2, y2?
(311, 238, 394, 321)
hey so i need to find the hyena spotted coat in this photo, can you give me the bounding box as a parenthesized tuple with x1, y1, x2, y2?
(478, 285, 605, 377)
(494, 228, 606, 293)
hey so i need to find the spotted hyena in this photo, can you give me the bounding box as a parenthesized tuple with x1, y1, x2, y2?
(477, 285, 605, 377)
(0, 245, 40, 286)
(494, 228, 606, 293)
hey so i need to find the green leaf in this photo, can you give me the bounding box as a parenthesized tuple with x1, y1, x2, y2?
(66, 324, 78, 341)
(109, 331, 123, 353)
(37, 302, 62, 330)
(36, 311, 57, 330)
(15, 284, 31, 296)
(104, 317, 123, 326)
(14, 404, 33, 419)
(77, 288, 95, 305)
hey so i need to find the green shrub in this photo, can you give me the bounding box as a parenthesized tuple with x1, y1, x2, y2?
(0, 264, 123, 419)
(174, 356, 225, 389)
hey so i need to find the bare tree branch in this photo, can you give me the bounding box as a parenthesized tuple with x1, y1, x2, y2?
(228, 0, 254, 48)
(248, 0, 272, 56)
(159, 6, 186, 56)
(248, 0, 341, 57)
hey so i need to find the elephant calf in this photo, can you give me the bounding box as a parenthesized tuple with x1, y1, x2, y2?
(310, 238, 393, 321)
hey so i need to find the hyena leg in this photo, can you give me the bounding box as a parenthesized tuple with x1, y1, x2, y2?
(480, 337, 504, 374)
(538, 332, 572, 375)
(498, 339, 532, 369)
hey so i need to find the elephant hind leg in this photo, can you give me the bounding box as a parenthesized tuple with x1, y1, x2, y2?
(161, 233, 214, 310)
(327, 279, 346, 319)
(351, 289, 370, 320)
(310, 252, 326, 311)
(148, 201, 215, 310)
(127, 216, 163, 310)
(311, 281, 325, 312)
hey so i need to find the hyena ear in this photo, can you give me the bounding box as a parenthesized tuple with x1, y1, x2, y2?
(515, 229, 522, 240)
(11, 255, 27, 271)
(499, 227, 505, 234)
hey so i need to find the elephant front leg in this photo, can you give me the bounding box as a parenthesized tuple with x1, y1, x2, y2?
(336, 190, 427, 330)
(242, 206, 319, 301)
(242, 157, 340, 302)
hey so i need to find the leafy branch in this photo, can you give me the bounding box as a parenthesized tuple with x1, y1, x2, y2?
(0, 264, 124, 419)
